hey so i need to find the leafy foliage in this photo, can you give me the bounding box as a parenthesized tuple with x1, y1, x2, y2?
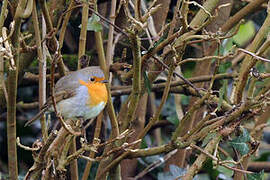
(233, 21, 256, 46)
(228, 128, 251, 155)
(247, 170, 264, 180)
(216, 158, 234, 178)
(202, 132, 217, 147)
(1, 0, 269, 179)
(143, 71, 152, 94)
(79, 14, 102, 32)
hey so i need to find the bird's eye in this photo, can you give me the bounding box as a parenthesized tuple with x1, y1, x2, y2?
(90, 77, 95, 82)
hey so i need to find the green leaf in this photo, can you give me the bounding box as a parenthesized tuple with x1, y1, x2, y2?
(229, 141, 249, 155)
(79, 14, 102, 32)
(240, 128, 251, 142)
(146, 32, 168, 58)
(167, 115, 179, 126)
(143, 71, 152, 94)
(247, 170, 264, 180)
(233, 21, 255, 46)
(140, 137, 148, 149)
(201, 159, 219, 179)
(218, 62, 232, 73)
(228, 128, 251, 155)
(181, 95, 190, 105)
(216, 157, 234, 178)
(202, 132, 217, 147)
(218, 82, 226, 110)
(152, 32, 168, 49)
(254, 151, 270, 161)
(217, 165, 234, 178)
(223, 38, 234, 54)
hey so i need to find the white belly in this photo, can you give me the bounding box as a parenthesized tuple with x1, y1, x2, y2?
(56, 86, 106, 119)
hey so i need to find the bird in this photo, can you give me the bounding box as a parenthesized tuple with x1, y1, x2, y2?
(25, 66, 108, 126)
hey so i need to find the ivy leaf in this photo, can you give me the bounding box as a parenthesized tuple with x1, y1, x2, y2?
(223, 37, 234, 54)
(167, 115, 179, 126)
(216, 157, 234, 178)
(228, 128, 251, 155)
(218, 61, 232, 73)
(79, 14, 102, 32)
(233, 21, 255, 46)
(181, 95, 190, 105)
(217, 165, 234, 178)
(229, 141, 249, 155)
(143, 71, 152, 94)
(152, 32, 168, 49)
(218, 82, 226, 110)
(146, 32, 168, 56)
(202, 132, 217, 147)
(247, 170, 264, 180)
(240, 128, 251, 142)
(254, 151, 270, 161)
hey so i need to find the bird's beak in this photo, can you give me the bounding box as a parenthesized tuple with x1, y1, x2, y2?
(101, 79, 109, 83)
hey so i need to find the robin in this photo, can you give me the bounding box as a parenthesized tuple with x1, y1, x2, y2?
(25, 66, 108, 126)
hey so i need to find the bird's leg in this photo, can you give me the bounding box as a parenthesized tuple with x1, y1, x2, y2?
(82, 118, 95, 143)
(76, 117, 87, 143)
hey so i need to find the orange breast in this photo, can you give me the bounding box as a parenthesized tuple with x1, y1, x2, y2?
(79, 80, 108, 107)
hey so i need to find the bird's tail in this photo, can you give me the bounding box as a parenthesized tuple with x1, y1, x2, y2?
(24, 106, 50, 127)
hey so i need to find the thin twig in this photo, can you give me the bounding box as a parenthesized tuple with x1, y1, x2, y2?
(137, 64, 175, 139)
(16, 137, 40, 151)
(238, 48, 270, 63)
(32, 0, 48, 140)
(134, 149, 178, 179)
(78, 0, 89, 69)
(81, 114, 103, 180)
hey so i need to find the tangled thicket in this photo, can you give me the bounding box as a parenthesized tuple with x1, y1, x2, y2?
(0, 0, 270, 180)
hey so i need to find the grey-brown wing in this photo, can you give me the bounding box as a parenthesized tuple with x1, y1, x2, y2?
(47, 89, 77, 105)
(25, 89, 76, 126)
